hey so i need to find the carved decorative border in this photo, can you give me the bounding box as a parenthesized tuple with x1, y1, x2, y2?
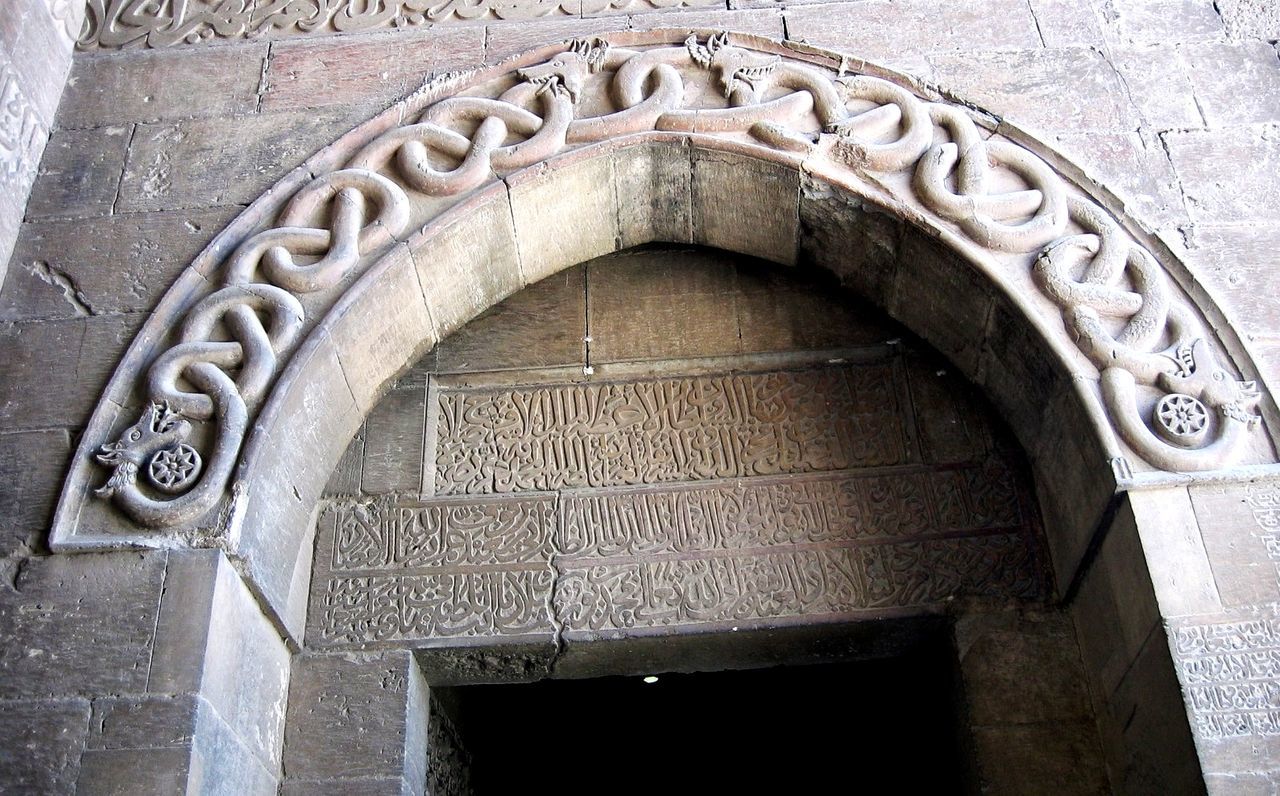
(54, 30, 1269, 546)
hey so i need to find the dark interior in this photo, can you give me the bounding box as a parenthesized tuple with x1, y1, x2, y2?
(438, 643, 968, 795)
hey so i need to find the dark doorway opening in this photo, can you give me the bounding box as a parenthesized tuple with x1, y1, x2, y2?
(435, 643, 967, 795)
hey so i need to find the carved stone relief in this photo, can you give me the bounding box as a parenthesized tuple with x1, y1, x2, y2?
(1175, 619, 1280, 742)
(309, 364, 1045, 648)
(0, 63, 47, 194)
(61, 31, 1269, 548)
(76, 0, 722, 49)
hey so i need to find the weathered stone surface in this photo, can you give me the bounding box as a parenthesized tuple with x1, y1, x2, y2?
(798, 179, 901, 309)
(283, 651, 427, 783)
(57, 45, 267, 129)
(929, 47, 1137, 134)
(0, 206, 240, 321)
(482, 17, 622, 64)
(77, 747, 191, 794)
(1182, 41, 1280, 128)
(0, 313, 144, 429)
(0, 428, 70, 553)
(970, 721, 1111, 795)
(1051, 129, 1189, 230)
(1026, 0, 1104, 47)
(262, 28, 484, 114)
(0, 552, 165, 699)
(434, 265, 585, 373)
(0, 698, 90, 794)
(116, 108, 366, 213)
(361, 384, 426, 495)
(87, 695, 199, 751)
(411, 191, 522, 342)
(628, 7, 785, 39)
(1097, 0, 1224, 46)
(325, 427, 366, 496)
(612, 142, 693, 249)
(1216, 0, 1280, 40)
(26, 125, 130, 219)
(784, 0, 1040, 63)
(1126, 487, 1221, 618)
(692, 148, 798, 266)
(1103, 45, 1203, 131)
(889, 233, 992, 377)
(1163, 125, 1280, 224)
(904, 354, 994, 466)
(1190, 479, 1280, 609)
(7, 2, 73, 125)
(1180, 224, 1280, 341)
(508, 154, 618, 285)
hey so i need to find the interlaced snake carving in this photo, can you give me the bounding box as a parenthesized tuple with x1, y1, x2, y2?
(92, 32, 1262, 529)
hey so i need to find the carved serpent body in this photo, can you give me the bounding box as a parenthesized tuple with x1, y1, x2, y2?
(93, 32, 1264, 529)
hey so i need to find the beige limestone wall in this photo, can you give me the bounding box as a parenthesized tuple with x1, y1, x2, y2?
(0, 1, 1277, 792)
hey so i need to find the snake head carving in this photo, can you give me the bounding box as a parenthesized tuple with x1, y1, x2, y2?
(95, 401, 193, 497)
(517, 38, 609, 105)
(685, 33, 780, 101)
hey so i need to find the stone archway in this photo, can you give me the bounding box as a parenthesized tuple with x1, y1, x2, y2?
(46, 29, 1280, 792)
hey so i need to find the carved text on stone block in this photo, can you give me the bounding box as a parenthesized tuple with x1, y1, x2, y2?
(432, 366, 909, 495)
(1175, 619, 1280, 740)
(310, 461, 1042, 647)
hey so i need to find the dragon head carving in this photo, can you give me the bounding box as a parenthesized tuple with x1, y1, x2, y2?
(95, 401, 193, 498)
(686, 33, 780, 100)
(517, 38, 610, 105)
(1158, 338, 1261, 426)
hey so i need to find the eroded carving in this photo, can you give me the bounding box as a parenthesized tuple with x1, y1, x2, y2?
(1175, 619, 1280, 740)
(432, 366, 907, 495)
(77, 0, 723, 49)
(310, 460, 1040, 646)
(0, 64, 46, 193)
(85, 32, 1263, 533)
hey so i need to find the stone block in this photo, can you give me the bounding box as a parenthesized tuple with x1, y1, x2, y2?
(361, 384, 426, 494)
(1182, 41, 1280, 128)
(0, 428, 70, 554)
(283, 651, 424, 783)
(281, 777, 410, 796)
(904, 353, 994, 466)
(735, 258, 900, 354)
(1163, 126, 1280, 224)
(508, 153, 618, 285)
(8, 3, 73, 126)
(0, 551, 165, 699)
(0, 313, 144, 430)
(784, 0, 1040, 64)
(955, 609, 1095, 727)
(978, 297, 1073, 448)
(970, 720, 1110, 795)
(692, 147, 798, 266)
(325, 425, 366, 496)
(483, 17, 622, 64)
(26, 125, 131, 219)
(1103, 45, 1203, 131)
(77, 747, 191, 794)
(237, 332, 363, 629)
(1071, 504, 1162, 697)
(188, 696, 280, 795)
(1180, 224, 1280, 340)
(798, 178, 901, 310)
(434, 263, 585, 372)
(612, 141, 693, 249)
(889, 232, 991, 377)
(1127, 487, 1221, 618)
(1215, 0, 1280, 40)
(87, 694, 200, 751)
(1051, 129, 1189, 231)
(1097, 0, 1225, 46)
(1026, 0, 1105, 47)
(0, 698, 90, 795)
(929, 47, 1137, 135)
(628, 7, 785, 39)
(1028, 381, 1114, 590)
(0, 206, 240, 321)
(330, 243, 437, 412)
(262, 27, 485, 114)
(1189, 479, 1280, 609)
(586, 246, 743, 363)
(57, 45, 267, 129)
(115, 107, 367, 213)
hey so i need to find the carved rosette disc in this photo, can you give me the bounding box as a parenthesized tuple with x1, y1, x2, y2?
(148, 444, 203, 493)
(1154, 393, 1211, 448)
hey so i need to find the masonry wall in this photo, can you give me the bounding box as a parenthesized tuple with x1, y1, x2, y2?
(0, 1, 1277, 792)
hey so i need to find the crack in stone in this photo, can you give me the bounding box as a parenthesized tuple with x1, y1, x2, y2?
(544, 490, 566, 662)
(26, 260, 95, 316)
